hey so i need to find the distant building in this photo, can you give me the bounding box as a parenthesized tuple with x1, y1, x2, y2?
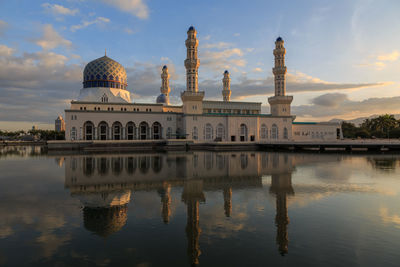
(32, 125, 37, 131)
(55, 116, 65, 132)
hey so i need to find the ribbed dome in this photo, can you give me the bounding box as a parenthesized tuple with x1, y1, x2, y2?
(83, 56, 127, 90)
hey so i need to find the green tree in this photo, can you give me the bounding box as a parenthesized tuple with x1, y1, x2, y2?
(360, 114, 399, 138)
(341, 122, 358, 138)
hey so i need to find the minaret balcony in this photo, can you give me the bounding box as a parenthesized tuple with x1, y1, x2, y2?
(273, 67, 287, 75)
(185, 59, 200, 68)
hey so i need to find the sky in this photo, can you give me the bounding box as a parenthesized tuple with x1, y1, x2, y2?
(0, 0, 400, 130)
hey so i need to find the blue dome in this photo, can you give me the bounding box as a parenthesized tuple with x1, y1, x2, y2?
(162, 65, 167, 69)
(188, 26, 195, 31)
(224, 70, 229, 74)
(156, 94, 168, 104)
(276, 36, 283, 42)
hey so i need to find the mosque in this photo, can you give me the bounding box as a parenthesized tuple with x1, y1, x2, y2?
(65, 26, 341, 142)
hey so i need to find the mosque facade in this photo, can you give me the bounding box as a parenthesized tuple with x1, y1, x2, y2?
(65, 26, 341, 142)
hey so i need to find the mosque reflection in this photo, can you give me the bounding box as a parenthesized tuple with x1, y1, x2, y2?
(64, 152, 308, 264)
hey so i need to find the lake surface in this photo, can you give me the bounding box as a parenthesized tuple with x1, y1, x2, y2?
(0, 146, 400, 266)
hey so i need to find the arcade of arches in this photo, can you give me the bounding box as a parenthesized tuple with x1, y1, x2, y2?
(80, 121, 163, 140)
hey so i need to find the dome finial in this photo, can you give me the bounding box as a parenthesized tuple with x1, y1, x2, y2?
(105, 48, 107, 56)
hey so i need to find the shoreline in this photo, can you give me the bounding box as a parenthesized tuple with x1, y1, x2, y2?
(44, 139, 400, 152)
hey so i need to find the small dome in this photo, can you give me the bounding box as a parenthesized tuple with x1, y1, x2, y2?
(162, 65, 168, 69)
(224, 70, 229, 74)
(83, 205, 128, 237)
(188, 26, 195, 31)
(83, 55, 127, 90)
(156, 93, 168, 104)
(276, 36, 283, 42)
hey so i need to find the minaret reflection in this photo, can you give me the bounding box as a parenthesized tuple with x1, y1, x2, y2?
(269, 172, 294, 256)
(223, 187, 232, 217)
(158, 182, 172, 224)
(182, 180, 205, 266)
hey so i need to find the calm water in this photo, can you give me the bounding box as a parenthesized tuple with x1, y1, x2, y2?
(0, 147, 400, 266)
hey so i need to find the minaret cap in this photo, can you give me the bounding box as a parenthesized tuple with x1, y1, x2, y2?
(188, 25, 195, 32)
(276, 36, 283, 42)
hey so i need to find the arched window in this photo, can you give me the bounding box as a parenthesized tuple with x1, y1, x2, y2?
(240, 154, 248, 169)
(204, 124, 213, 140)
(139, 122, 149, 140)
(116, 76, 119, 82)
(126, 157, 136, 174)
(96, 74, 101, 79)
(98, 121, 108, 140)
(101, 94, 108, 103)
(126, 122, 136, 140)
(83, 121, 94, 140)
(204, 153, 213, 170)
(283, 127, 288, 139)
(240, 124, 247, 141)
(167, 127, 172, 139)
(192, 126, 198, 140)
(112, 157, 123, 176)
(216, 123, 225, 140)
(112, 122, 122, 140)
(152, 122, 162, 139)
(139, 156, 150, 174)
(71, 127, 77, 140)
(272, 124, 278, 139)
(152, 156, 163, 173)
(83, 157, 95, 176)
(97, 158, 109, 175)
(90, 75, 94, 80)
(260, 124, 268, 139)
(102, 74, 107, 80)
(109, 75, 114, 81)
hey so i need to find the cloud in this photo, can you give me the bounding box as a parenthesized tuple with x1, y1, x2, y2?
(200, 46, 247, 72)
(293, 93, 400, 119)
(0, 45, 15, 57)
(0, 20, 8, 36)
(34, 24, 72, 50)
(377, 50, 400, 62)
(196, 71, 387, 100)
(42, 3, 79, 16)
(70, 17, 110, 32)
(125, 61, 181, 101)
(252, 67, 263, 73)
(311, 93, 348, 107)
(0, 45, 82, 124)
(100, 0, 149, 19)
(358, 50, 400, 70)
(201, 42, 232, 49)
(380, 207, 400, 228)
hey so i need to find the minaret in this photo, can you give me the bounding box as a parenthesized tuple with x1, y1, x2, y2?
(185, 26, 200, 92)
(157, 65, 170, 104)
(181, 26, 204, 115)
(268, 37, 293, 116)
(222, 70, 231, 101)
(158, 183, 171, 224)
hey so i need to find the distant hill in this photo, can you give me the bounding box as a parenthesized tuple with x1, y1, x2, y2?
(329, 114, 400, 126)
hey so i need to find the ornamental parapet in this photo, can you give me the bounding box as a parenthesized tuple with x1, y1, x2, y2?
(185, 59, 200, 68)
(268, 95, 293, 105)
(181, 91, 205, 101)
(273, 66, 287, 75)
